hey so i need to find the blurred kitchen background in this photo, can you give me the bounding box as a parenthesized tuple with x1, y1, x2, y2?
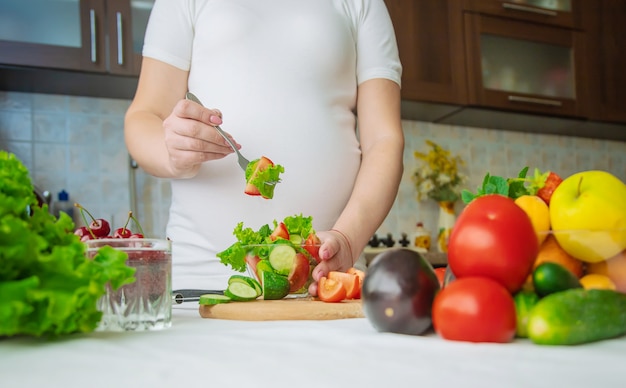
(2, 90, 625, 244)
(1, 0, 625, 249)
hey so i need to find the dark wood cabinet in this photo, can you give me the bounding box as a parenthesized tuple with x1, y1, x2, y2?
(0, 0, 141, 75)
(0, 0, 154, 98)
(385, 0, 468, 106)
(582, 0, 626, 124)
(463, 0, 582, 29)
(464, 12, 587, 118)
(384, 0, 626, 138)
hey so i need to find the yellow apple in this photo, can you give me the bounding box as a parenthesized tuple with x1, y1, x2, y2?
(549, 170, 626, 263)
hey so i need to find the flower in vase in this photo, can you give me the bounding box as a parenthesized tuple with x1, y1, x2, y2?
(413, 140, 466, 203)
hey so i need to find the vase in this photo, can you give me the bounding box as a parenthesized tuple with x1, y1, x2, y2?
(437, 201, 456, 253)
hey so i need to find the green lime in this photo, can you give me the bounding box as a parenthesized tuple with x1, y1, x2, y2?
(262, 271, 290, 300)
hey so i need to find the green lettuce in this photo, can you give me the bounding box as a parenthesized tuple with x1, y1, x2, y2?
(217, 214, 314, 272)
(0, 151, 136, 338)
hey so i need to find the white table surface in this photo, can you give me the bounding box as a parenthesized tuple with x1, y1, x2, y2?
(2, 303, 625, 388)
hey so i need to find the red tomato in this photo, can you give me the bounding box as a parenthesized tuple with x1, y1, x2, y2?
(318, 277, 347, 303)
(447, 194, 538, 293)
(303, 233, 322, 263)
(346, 267, 365, 298)
(434, 267, 446, 288)
(328, 271, 360, 299)
(432, 277, 517, 343)
(269, 222, 289, 241)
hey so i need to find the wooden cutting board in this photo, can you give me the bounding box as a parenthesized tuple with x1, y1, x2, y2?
(199, 298, 364, 321)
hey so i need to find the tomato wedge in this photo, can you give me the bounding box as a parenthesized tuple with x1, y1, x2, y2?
(347, 267, 365, 298)
(318, 277, 347, 303)
(328, 271, 360, 299)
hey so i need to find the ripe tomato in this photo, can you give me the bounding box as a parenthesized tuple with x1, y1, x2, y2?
(318, 277, 347, 303)
(432, 277, 516, 343)
(434, 267, 446, 288)
(303, 233, 322, 263)
(447, 194, 538, 293)
(328, 271, 360, 299)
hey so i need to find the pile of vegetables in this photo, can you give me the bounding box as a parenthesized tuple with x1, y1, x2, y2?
(0, 151, 136, 338)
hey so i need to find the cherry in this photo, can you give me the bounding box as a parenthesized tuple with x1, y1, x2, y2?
(74, 203, 111, 238)
(113, 227, 132, 239)
(116, 211, 145, 239)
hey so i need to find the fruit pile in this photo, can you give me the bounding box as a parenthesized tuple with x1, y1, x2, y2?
(361, 168, 626, 346)
(73, 204, 145, 241)
(437, 168, 626, 345)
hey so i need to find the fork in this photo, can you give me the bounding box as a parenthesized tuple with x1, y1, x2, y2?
(185, 92, 250, 171)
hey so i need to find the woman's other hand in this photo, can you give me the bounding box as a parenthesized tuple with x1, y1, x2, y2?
(308, 229, 354, 296)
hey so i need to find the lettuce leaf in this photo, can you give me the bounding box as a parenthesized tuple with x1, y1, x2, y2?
(0, 151, 136, 338)
(217, 214, 314, 272)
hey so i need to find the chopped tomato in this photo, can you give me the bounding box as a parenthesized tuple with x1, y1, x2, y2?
(303, 233, 322, 263)
(347, 267, 365, 283)
(346, 267, 365, 298)
(270, 222, 289, 241)
(244, 156, 274, 198)
(318, 277, 347, 303)
(434, 267, 446, 288)
(329, 271, 360, 299)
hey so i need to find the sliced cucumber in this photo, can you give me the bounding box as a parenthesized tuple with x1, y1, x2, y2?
(262, 270, 290, 300)
(199, 294, 232, 305)
(289, 234, 304, 244)
(229, 274, 262, 295)
(224, 281, 260, 301)
(268, 244, 297, 275)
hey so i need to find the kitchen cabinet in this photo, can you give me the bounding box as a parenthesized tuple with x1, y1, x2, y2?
(463, 0, 582, 29)
(582, 0, 626, 124)
(384, 0, 468, 107)
(464, 12, 586, 118)
(384, 0, 626, 139)
(0, 0, 153, 98)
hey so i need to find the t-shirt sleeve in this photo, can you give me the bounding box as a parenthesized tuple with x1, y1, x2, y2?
(355, 0, 403, 87)
(142, 0, 194, 71)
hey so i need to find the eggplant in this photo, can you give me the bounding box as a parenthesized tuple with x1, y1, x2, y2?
(362, 248, 440, 335)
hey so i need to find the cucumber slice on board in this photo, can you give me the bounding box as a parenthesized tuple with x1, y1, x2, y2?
(224, 281, 260, 301)
(262, 271, 290, 300)
(229, 275, 262, 295)
(199, 294, 232, 305)
(268, 245, 297, 275)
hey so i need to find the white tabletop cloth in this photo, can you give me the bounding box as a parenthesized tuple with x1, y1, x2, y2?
(2, 305, 625, 388)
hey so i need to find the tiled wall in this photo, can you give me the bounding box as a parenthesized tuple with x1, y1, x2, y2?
(2, 91, 626, 245)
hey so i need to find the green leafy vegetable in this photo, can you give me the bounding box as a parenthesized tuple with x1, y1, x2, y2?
(245, 158, 285, 199)
(0, 151, 136, 338)
(217, 214, 315, 272)
(461, 167, 532, 204)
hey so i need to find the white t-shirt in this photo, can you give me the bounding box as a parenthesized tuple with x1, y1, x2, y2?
(142, 0, 402, 290)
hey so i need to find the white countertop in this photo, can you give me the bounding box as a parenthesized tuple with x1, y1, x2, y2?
(2, 304, 625, 388)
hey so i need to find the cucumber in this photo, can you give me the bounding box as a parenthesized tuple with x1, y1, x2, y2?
(268, 245, 297, 275)
(513, 290, 540, 338)
(528, 289, 626, 345)
(224, 281, 260, 301)
(261, 270, 290, 300)
(199, 294, 232, 305)
(229, 274, 262, 295)
(289, 234, 304, 244)
(532, 262, 582, 297)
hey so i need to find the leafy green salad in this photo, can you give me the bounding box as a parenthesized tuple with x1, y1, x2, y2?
(0, 151, 136, 338)
(217, 214, 316, 272)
